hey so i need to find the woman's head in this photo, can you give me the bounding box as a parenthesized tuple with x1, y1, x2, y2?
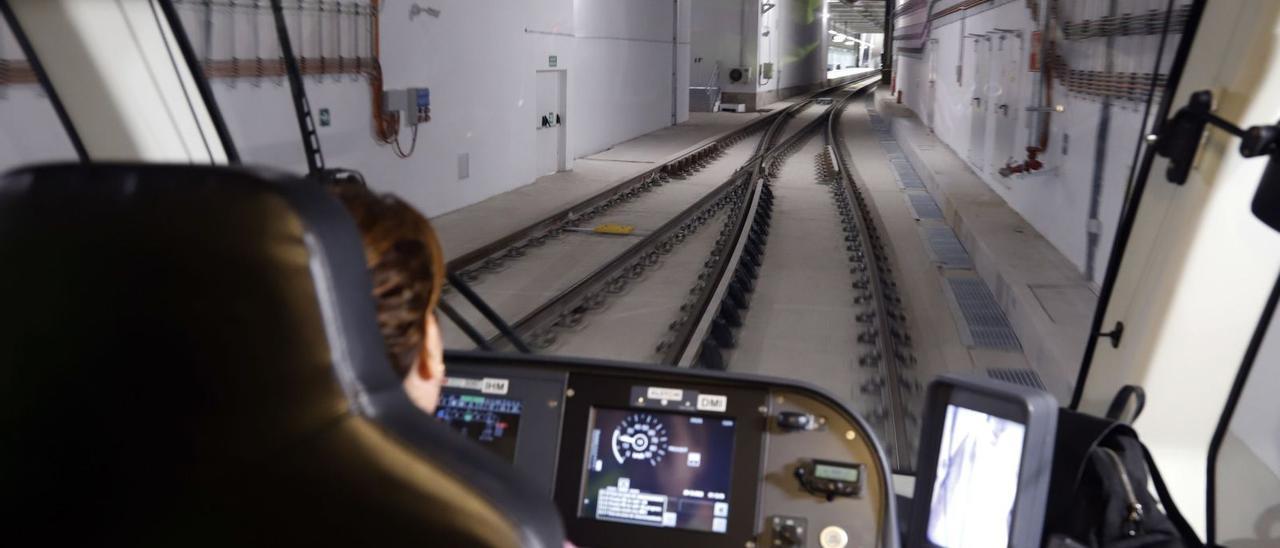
(328, 182, 447, 412)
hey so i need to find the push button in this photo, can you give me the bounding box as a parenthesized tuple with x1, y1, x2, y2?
(819, 526, 849, 548)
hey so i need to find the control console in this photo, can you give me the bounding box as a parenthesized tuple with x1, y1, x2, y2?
(439, 351, 898, 548)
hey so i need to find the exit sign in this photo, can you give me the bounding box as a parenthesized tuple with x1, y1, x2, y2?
(548, 55, 558, 68)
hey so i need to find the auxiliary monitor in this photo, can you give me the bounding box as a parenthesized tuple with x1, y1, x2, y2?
(435, 390, 523, 462)
(908, 374, 1057, 548)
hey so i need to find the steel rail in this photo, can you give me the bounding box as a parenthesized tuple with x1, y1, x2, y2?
(667, 93, 858, 366)
(485, 99, 808, 351)
(445, 73, 880, 278)
(669, 76, 882, 368)
(668, 75, 917, 470)
(484, 75, 880, 351)
(826, 85, 916, 471)
(447, 110, 770, 276)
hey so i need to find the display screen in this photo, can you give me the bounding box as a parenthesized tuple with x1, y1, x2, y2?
(814, 463, 860, 482)
(926, 404, 1026, 548)
(435, 391, 522, 462)
(579, 408, 736, 534)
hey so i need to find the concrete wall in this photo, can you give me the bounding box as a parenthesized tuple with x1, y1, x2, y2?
(758, 0, 826, 102)
(892, 0, 1185, 285)
(829, 47, 857, 68)
(1, 0, 691, 218)
(690, 0, 757, 96)
(692, 0, 827, 109)
(571, 0, 690, 158)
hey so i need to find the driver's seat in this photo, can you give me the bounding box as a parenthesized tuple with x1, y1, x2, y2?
(0, 164, 564, 547)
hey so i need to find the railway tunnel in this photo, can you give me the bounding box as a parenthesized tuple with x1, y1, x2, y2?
(3, 1, 1280, 546)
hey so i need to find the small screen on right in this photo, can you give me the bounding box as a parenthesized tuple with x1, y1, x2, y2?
(926, 404, 1027, 548)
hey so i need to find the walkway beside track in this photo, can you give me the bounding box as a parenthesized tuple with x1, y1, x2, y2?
(871, 90, 1095, 402)
(838, 94, 1031, 405)
(433, 100, 827, 349)
(432, 101, 810, 261)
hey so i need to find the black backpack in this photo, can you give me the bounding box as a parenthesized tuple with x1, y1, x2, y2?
(1044, 387, 1204, 548)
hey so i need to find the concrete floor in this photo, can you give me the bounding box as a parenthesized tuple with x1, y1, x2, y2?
(842, 96, 1029, 380)
(874, 90, 1094, 402)
(438, 103, 827, 351)
(433, 83, 1078, 417)
(433, 102, 810, 261)
(725, 120, 878, 416)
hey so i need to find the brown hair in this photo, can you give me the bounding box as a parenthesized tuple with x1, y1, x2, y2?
(328, 183, 445, 378)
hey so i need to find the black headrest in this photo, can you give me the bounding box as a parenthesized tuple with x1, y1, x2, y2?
(0, 164, 564, 547)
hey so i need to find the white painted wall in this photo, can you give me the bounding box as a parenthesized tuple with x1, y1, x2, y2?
(691, 0, 828, 104)
(893, 0, 1184, 285)
(690, 0, 757, 95)
(759, 0, 826, 96)
(2, 0, 691, 218)
(571, 0, 690, 158)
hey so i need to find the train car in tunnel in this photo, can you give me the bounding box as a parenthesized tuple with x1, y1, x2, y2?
(2, 0, 1278, 546)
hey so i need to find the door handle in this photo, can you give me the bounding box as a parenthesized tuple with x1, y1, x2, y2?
(998, 104, 1009, 116)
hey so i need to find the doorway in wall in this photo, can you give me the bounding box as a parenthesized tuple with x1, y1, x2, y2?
(536, 70, 567, 176)
(926, 40, 938, 129)
(990, 31, 1023, 185)
(966, 36, 991, 172)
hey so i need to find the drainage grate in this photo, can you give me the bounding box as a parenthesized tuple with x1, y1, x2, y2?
(924, 226, 973, 269)
(987, 368, 1046, 390)
(866, 115, 926, 189)
(946, 277, 1022, 350)
(889, 156, 926, 189)
(907, 192, 944, 220)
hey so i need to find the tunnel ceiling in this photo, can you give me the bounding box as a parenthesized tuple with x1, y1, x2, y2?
(828, 0, 886, 35)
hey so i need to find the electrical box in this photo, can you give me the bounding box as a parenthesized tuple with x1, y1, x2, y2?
(383, 87, 431, 126)
(760, 62, 775, 80)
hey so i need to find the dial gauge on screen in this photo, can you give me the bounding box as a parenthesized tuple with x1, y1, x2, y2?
(612, 413, 669, 465)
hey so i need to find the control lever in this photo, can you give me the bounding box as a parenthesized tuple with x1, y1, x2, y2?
(769, 516, 807, 547)
(778, 523, 803, 545)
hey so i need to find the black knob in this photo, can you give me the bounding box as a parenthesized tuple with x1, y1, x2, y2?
(777, 411, 813, 431)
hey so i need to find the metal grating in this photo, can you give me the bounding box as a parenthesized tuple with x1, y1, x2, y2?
(866, 113, 926, 189)
(889, 155, 926, 189)
(907, 192, 944, 220)
(987, 368, 1046, 390)
(924, 226, 973, 269)
(946, 277, 1022, 350)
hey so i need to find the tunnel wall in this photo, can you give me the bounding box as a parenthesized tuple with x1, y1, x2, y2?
(692, 0, 827, 110)
(891, 0, 1187, 285)
(0, 0, 692, 219)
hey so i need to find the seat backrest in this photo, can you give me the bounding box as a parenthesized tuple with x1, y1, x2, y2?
(0, 163, 564, 547)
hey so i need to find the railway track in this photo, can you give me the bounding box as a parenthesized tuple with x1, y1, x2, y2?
(438, 74, 877, 347)
(439, 72, 916, 468)
(668, 80, 919, 469)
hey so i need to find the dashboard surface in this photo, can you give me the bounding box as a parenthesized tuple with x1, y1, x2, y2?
(440, 351, 898, 548)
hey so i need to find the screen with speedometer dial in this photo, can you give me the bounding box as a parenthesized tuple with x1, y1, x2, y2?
(579, 408, 736, 534)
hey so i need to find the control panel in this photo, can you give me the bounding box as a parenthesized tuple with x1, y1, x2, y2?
(439, 351, 895, 548)
(382, 87, 431, 125)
